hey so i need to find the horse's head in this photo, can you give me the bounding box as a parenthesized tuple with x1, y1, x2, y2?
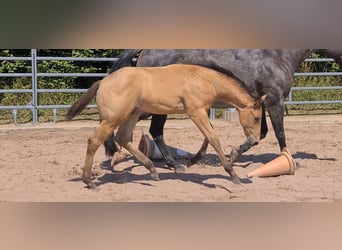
(237, 95, 267, 146)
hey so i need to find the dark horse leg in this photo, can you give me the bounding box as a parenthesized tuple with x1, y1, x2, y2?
(149, 114, 185, 173)
(267, 102, 287, 151)
(104, 134, 119, 158)
(189, 129, 259, 166)
(260, 105, 268, 140)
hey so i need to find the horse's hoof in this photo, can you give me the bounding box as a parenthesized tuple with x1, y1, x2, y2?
(175, 165, 185, 173)
(150, 172, 160, 181)
(187, 158, 196, 167)
(83, 179, 97, 189)
(230, 149, 239, 163)
(231, 175, 241, 185)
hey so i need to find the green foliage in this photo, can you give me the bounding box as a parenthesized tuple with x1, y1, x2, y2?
(288, 53, 342, 114)
(0, 50, 31, 90)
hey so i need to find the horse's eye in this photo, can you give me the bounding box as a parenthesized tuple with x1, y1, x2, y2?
(254, 117, 260, 122)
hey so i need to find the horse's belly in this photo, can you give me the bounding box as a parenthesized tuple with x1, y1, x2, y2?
(141, 101, 186, 115)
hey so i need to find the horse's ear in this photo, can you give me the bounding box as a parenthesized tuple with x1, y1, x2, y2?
(260, 95, 267, 103)
(254, 95, 267, 108)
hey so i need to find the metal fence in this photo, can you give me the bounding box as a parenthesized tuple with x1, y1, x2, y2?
(1, 49, 342, 125)
(0, 49, 117, 124)
(288, 58, 342, 105)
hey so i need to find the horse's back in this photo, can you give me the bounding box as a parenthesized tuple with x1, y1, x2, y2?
(99, 64, 219, 115)
(138, 65, 217, 109)
(105, 64, 215, 88)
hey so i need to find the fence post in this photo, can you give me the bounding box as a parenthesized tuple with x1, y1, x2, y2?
(31, 49, 38, 123)
(209, 108, 215, 120)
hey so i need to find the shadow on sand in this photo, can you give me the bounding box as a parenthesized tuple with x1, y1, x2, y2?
(70, 150, 335, 190)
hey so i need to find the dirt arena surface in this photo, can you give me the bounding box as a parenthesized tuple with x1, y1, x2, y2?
(1, 114, 342, 202)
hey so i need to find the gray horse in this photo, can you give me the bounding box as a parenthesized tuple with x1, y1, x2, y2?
(104, 49, 342, 171)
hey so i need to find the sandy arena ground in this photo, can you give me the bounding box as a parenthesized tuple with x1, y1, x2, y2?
(1, 114, 342, 202)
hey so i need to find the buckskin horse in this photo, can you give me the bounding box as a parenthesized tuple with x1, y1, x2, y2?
(103, 49, 342, 170)
(66, 64, 266, 188)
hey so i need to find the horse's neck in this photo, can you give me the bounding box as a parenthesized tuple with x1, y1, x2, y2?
(213, 77, 253, 109)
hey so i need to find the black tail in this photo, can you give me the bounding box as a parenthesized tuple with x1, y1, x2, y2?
(109, 49, 142, 73)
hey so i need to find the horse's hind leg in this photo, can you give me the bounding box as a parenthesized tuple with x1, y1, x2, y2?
(111, 147, 131, 166)
(83, 120, 116, 189)
(189, 110, 240, 184)
(116, 113, 160, 181)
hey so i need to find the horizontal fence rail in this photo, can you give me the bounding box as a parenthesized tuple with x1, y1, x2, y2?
(286, 86, 342, 105)
(1, 49, 342, 125)
(0, 49, 119, 124)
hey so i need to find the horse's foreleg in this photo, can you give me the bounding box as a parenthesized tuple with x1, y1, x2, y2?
(260, 105, 268, 140)
(267, 102, 287, 151)
(83, 120, 116, 189)
(230, 137, 257, 163)
(150, 114, 185, 173)
(117, 113, 160, 180)
(188, 121, 213, 166)
(189, 110, 240, 184)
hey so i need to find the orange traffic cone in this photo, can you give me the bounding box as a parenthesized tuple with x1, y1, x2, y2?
(246, 148, 296, 178)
